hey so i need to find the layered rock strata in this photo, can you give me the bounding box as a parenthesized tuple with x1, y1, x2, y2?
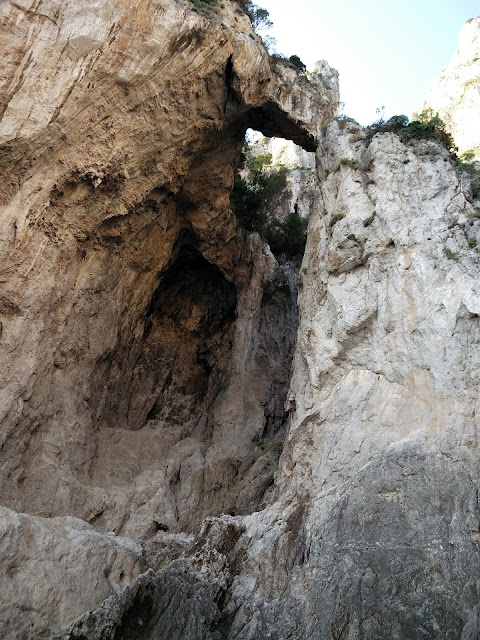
(0, 0, 339, 635)
(0, 0, 337, 542)
(1, 1, 480, 639)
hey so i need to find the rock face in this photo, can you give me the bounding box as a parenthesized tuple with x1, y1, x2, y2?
(249, 135, 319, 224)
(426, 16, 480, 158)
(0, 0, 337, 543)
(272, 120, 480, 638)
(1, 1, 480, 639)
(0, 507, 144, 638)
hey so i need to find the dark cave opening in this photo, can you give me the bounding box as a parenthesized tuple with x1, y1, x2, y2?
(140, 243, 237, 427)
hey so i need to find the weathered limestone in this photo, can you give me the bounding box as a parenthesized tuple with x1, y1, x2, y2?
(0, 507, 144, 638)
(59, 118, 480, 640)
(426, 16, 480, 158)
(283, 120, 480, 501)
(1, 1, 480, 638)
(0, 0, 337, 541)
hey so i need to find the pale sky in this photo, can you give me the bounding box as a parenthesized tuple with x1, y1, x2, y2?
(256, 0, 479, 125)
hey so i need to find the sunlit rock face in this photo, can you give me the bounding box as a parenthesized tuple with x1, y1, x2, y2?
(0, 0, 337, 536)
(62, 122, 480, 640)
(192, 120, 480, 640)
(284, 120, 480, 500)
(0, 0, 340, 636)
(426, 16, 480, 158)
(2, 1, 480, 639)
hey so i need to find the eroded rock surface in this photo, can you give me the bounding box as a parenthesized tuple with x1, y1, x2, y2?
(1, 2, 480, 639)
(0, 507, 144, 638)
(54, 115, 480, 640)
(426, 16, 480, 158)
(0, 0, 337, 542)
(0, 0, 339, 635)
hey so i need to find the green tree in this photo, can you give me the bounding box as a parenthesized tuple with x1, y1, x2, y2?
(365, 111, 457, 156)
(264, 211, 308, 257)
(230, 146, 307, 258)
(289, 55, 306, 73)
(247, 3, 272, 31)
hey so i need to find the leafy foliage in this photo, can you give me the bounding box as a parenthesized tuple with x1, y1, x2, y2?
(191, 0, 273, 33)
(289, 55, 307, 73)
(249, 5, 272, 31)
(264, 212, 308, 257)
(190, 0, 215, 10)
(269, 52, 307, 75)
(467, 237, 477, 248)
(233, 1, 272, 31)
(230, 146, 307, 258)
(340, 158, 358, 170)
(456, 151, 480, 202)
(329, 212, 345, 228)
(365, 110, 457, 156)
(444, 247, 460, 262)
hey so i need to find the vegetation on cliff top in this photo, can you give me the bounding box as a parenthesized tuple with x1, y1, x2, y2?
(190, 0, 273, 32)
(365, 108, 457, 156)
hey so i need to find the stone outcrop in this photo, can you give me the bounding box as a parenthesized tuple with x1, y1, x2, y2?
(55, 113, 480, 640)
(0, 0, 337, 543)
(426, 16, 480, 158)
(0, 506, 144, 638)
(0, 0, 339, 635)
(248, 136, 319, 224)
(1, 1, 480, 639)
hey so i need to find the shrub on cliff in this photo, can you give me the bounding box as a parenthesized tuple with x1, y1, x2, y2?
(457, 152, 480, 203)
(289, 55, 307, 73)
(230, 146, 307, 258)
(269, 53, 307, 75)
(190, 0, 215, 10)
(264, 211, 308, 257)
(231, 149, 287, 231)
(233, 1, 272, 31)
(366, 110, 457, 156)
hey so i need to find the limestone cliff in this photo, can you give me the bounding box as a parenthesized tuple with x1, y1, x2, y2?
(59, 119, 480, 640)
(426, 16, 480, 158)
(0, 0, 339, 635)
(1, 1, 480, 639)
(0, 0, 337, 543)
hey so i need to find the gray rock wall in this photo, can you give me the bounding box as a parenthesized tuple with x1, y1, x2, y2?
(1, 2, 479, 638)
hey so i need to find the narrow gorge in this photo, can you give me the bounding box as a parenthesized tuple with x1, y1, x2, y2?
(0, 2, 479, 639)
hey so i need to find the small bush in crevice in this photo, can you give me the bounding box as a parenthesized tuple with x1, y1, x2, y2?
(232, 0, 272, 31)
(288, 55, 307, 73)
(329, 212, 344, 228)
(191, 0, 215, 10)
(340, 158, 358, 170)
(338, 115, 361, 130)
(444, 247, 460, 262)
(269, 52, 307, 76)
(456, 152, 480, 203)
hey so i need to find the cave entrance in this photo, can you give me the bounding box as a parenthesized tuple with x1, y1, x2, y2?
(140, 242, 237, 429)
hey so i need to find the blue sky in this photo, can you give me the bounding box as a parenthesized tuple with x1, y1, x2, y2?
(256, 0, 479, 125)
